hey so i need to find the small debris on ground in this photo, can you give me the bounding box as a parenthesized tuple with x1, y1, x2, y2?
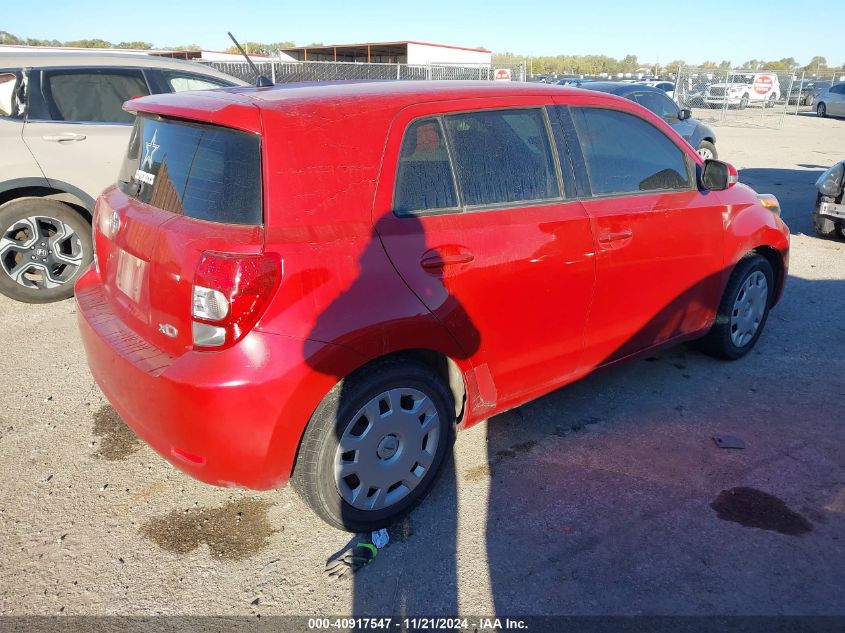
(713, 435, 746, 449)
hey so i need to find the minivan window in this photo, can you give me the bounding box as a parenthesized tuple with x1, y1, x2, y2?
(394, 118, 458, 214)
(161, 71, 234, 92)
(444, 108, 560, 207)
(41, 69, 149, 123)
(118, 116, 262, 225)
(571, 107, 691, 196)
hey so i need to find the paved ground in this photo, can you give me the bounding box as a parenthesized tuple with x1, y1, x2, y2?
(1, 113, 844, 618)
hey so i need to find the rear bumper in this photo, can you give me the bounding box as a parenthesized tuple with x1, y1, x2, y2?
(75, 267, 340, 490)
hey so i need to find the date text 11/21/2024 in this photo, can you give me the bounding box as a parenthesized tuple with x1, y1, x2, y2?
(306, 617, 528, 630)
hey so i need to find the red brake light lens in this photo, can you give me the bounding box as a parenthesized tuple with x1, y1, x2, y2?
(191, 251, 281, 350)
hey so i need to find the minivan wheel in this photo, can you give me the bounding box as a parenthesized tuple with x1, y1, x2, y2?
(292, 358, 455, 532)
(698, 254, 774, 360)
(0, 199, 92, 304)
(697, 141, 718, 160)
(817, 102, 827, 118)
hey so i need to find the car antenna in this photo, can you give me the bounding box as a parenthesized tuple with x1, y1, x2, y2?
(227, 32, 274, 87)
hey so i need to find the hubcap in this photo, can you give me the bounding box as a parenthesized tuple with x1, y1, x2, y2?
(730, 271, 768, 348)
(697, 147, 714, 160)
(335, 387, 440, 512)
(0, 215, 82, 290)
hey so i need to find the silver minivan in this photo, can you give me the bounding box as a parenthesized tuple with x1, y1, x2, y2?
(0, 52, 245, 303)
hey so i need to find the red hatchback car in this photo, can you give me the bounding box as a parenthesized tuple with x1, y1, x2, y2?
(76, 81, 789, 531)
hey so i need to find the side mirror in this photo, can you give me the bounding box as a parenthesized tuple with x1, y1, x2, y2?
(678, 108, 692, 120)
(701, 159, 739, 191)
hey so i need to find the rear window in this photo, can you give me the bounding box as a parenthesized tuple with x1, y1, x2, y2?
(118, 116, 262, 225)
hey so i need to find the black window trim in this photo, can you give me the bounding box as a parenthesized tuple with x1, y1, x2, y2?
(566, 104, 697, 201)
(392, 105, 569, 218)
(25, 66, 153, 126)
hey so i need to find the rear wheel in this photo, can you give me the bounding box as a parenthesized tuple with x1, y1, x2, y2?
(292, 358, 455, 532)
(817, 102, 827, 117)
(698, 255, 774, 360)
(0, 199, 92, 303)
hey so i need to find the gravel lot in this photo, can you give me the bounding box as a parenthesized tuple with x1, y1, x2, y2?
(1, 112, 843, 618)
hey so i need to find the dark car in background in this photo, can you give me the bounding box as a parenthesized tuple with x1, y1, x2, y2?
(577, 82, 718, 159)
(786, 80, 830, 106)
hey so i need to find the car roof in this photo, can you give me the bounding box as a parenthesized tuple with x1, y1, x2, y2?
(576, 81, 665, 96)
(0, 51, 248, 84)
(126, 80, 632, 133)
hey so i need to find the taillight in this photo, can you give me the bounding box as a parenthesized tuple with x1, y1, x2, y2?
(191, 251, 281, 350)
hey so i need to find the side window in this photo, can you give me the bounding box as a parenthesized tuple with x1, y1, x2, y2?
(40, 68, 149, 123)
(633, 92, 678, 119)
(161, 71, 235, 92)
(444, 108, 560, 206)
(0, 70, 21, 117)
(831, 85, 845, 95)
(571, 107, 692, 196)
(394, 118, 458, 214)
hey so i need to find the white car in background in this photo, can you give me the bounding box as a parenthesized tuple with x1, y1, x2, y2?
(0, 52, 246, 303)
(636, 80, 675, 99)
(704, 72, 781, 109)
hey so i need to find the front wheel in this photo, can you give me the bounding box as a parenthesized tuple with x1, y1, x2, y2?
(698, 255, 774, 360)
(0, 198, 92, 304)
(697, 141, 718, 160)
(292, 358, 456, 532)
(817, 102, 827, 118)
(814, 213, 841, 240)
(739, 95, 749, 110)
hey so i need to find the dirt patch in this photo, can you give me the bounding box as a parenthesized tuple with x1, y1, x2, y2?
(711, 487, 813, 536)
(92, 405, 141, 461)
(140, 498, 275, 560)
(464, 464, 490, 482)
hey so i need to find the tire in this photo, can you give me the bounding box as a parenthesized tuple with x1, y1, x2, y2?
(697, 140, 718, 160)
(698, 254, 774, 361)
(766, 93, 776, 108)
(292, 357, 456, 532)
(805, 94, 814, 107)
(0, 199, 92, 304)
(739, 95, 749, 110)
(817, 102, 827, 118)
(814, 214, 840, 239)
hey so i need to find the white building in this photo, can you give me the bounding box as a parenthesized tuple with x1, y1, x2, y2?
(278, 41, 492, 66)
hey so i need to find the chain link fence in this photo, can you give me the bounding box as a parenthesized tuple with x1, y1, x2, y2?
(199, 59, 526, 84)
(673, 66, 845, 128)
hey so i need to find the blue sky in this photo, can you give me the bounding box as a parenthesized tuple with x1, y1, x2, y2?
(5, 0, 843, 66)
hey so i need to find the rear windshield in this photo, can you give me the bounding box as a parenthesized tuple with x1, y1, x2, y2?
(118, 115, 262, 225)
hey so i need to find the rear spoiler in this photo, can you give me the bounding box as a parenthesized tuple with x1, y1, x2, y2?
(124, 90, 262, 135)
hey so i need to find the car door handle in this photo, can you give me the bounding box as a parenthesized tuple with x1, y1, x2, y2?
(598, 229, 633, 244)
(42, 133, 87, 143)
(420, 247, 475, 270)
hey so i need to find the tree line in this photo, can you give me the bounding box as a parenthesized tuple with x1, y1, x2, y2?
(492, 53, 842, 76)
